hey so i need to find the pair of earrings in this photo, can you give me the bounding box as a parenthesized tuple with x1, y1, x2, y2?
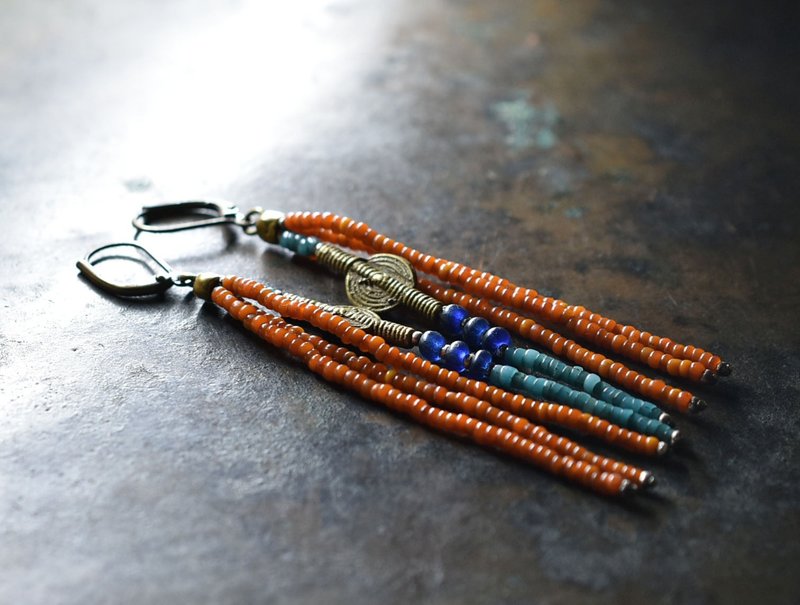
(77, 201, 730, 496)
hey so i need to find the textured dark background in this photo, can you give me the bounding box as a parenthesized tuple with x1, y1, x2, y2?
(1, 1, 799, 603)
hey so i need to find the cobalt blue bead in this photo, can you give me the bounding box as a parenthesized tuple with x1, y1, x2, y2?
(439, 304, 469, 337)
(463, 316, 490, 349)
(481, 327, 513, 357)
(441, 341, 470, 372)
(418, 331, 447, 363)
(466, 349, 493, 380)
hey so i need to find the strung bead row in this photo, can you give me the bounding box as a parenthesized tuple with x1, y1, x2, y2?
(209, 282, 634, 495)
(417, 278, 703, 414)
(281, 212, 728, 379)
(435, 303, 670, 423)
(415, 326, 675, 441)
(277, 230, 320, 257)
(274, 227, 675, 433)
(277, 222, 703, 412)
(501, 346, 665, 421)
(222, 276, 666, 456)
(300, 331, 653, 488)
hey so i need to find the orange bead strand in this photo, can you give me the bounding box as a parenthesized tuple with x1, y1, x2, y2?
(222, 276, 664, 456)
(302, 333, 652, 487)
(283, 212, 727, 378)
(416, 278, 698, 413)
(209, 283, 631, 496)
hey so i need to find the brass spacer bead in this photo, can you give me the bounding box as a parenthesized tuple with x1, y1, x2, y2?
(255, 210, 286, 243)
(193, 273, 222, 300)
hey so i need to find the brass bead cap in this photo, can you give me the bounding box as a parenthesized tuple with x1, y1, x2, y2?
(255, 210, 286, 243)
(193, 273, 222, 300)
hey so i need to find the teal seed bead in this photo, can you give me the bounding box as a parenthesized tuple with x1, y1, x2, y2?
(492, 365, 518, 391)
(567, 366, 584, 383)
(297, 237, 310, 256)
(524, 375, 547, 398)
(583, 373, 602, 394)
(629, 415, 675, 442)
(503, 345, 666, 420)
(488, 364, 672, 439)
(296, 236, 319, 257)
(278, 230, 297, 252)
(606, 405, 633, 426)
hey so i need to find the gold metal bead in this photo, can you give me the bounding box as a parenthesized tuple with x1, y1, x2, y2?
(345, 253, 416, 313)
(193, 273, 222, 300)
(255, 210, 286, 243)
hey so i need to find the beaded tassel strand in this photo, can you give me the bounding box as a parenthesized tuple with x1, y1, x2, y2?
(209, 275, 644, 496)
(222, 277, 667, 457)
(271, 227, 679, 445)
(280, 212, 729, 400)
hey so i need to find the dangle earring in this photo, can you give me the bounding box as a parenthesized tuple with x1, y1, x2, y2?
(76, 241, 656, 496)
(133, 202, 729, 446)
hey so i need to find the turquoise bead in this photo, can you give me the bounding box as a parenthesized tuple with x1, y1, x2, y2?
(488, 364, 672, 440)
(491, 365, 518, 390)
(503, 345, 666, 420)
(583, 373, 602, 394)
(296, 236, 319, 257)
(278, 230, 297, 251)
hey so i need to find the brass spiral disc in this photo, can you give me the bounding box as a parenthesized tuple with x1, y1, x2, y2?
(345, 253, 416, 312)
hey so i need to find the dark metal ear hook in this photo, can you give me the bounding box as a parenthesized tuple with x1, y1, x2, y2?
(76, 242, 196, 297)
(132, 200, 261, 236)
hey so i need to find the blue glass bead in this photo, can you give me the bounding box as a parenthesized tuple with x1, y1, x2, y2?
(418, 331, 446, 363)
(466, 349, 493, 380)
(463, 317, 490, 349)
(439, 304, 469, 337)
(481, 327, 513, 357)
(441, 341, 470, 372)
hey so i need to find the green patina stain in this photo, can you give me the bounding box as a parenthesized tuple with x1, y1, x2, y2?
(492, 96, 560, 151)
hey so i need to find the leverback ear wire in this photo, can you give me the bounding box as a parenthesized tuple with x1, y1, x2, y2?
(132, 200, 264, 238)
(76, 242, 197, 296)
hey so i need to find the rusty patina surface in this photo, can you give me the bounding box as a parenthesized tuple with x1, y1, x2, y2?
(0, 0, 798, 603)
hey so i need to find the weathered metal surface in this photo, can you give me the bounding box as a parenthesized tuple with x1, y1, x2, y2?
(1, 0, 798, 603)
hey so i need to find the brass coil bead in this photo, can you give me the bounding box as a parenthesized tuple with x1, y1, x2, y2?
(316, 242, 442, 322)
(270, 290, 418, 348)
(371, 319, 419, 349)
(315, 242, 361, 275)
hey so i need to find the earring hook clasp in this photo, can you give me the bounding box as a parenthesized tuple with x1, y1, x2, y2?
(132, 200, 259, 236)
(76, 242, 195, 297)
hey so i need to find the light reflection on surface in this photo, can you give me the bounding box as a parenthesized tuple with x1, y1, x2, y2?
(117, 1, 351, 192)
